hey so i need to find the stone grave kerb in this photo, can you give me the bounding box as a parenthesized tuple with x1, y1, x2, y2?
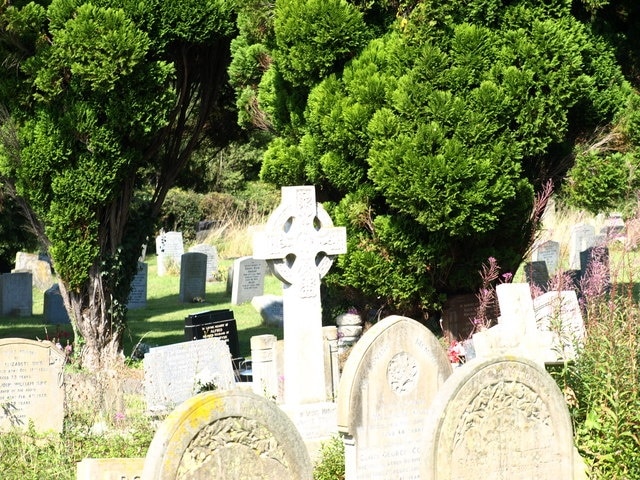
(253, 185, 347, 405)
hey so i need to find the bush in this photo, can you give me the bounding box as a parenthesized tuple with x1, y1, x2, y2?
(313, 435, 345, 480)
(157, 188, 204, 242)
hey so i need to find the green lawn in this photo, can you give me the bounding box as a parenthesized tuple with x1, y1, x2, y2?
(0, 255, 283, 359)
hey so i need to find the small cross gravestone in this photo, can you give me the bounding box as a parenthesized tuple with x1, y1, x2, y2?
(253, 186, 347, 405)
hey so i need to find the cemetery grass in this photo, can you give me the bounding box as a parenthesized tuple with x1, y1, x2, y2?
(0, 255, 284, 360)
(0, 255, 284, 479)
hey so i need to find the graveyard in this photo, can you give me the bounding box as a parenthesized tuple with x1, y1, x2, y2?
(0, 187, 637, 479)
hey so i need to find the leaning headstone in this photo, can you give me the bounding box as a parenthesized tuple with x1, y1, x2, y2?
(188, 243, 218, 281)
(127, 262, 147, 310)
(253, 185, 347, 405)
(0, 271, 33, 316)
(533, 290, 585, 363)
(155, 231, 184, 276)
(43, 283, 70, 324)
(338, 316, 452, 480)
(143, 338, 235, 415)
(569, 223, 595, 270)
(178, 252, 207, 303)
(524, 261, 549, 292)
(421, 356, 576, 479)
(76, 458, 144, 480)
(13, 252, 53, 291)
(142, 390, 313, 479)
(0, 339, 65, 433)
(231, 256, 268, 305)
(532, 240, 560, 275)
(251, 294, 283, 328)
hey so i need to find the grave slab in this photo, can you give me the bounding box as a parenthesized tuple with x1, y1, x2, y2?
(179, 252, 207, 303)
(155, 231, 184, 276)
(231, 256, 268, 305)
(422, 356, 576, 480)
(142, 390, 313, 479)
(337, 315, 452, 480)
(127, 262, 147, 310)
(0, 339, 65, 433)
(188, 243, 218, 281)
(143, 338, 235, 415)
(76, 457, 144, 480)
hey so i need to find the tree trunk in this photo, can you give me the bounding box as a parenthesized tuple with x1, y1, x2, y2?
(58, 266, 125, 371)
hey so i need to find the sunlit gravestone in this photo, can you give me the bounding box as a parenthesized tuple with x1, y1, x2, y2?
(253, 186, 347, 405)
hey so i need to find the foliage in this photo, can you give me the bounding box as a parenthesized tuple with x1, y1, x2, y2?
(158, 188, 204, 241)
(237, 0, 633, 318)
(557, 292, 640, 479)
(0, 186, 39, 272)
(563, 151, 640, 214)
(0, 0, 238, 370)
(313, 435, 345, 480)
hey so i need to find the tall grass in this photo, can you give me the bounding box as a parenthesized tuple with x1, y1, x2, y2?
(542, 202, 640, 479)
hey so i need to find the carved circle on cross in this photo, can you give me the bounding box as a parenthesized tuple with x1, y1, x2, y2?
(264, 202, 337, 289)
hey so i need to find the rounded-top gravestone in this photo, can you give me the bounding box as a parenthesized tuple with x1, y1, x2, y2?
(142, 390, 313, 480)
(421, 356, 576, 480)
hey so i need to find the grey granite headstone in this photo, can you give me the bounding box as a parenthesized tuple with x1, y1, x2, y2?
(188, 244, 218, 281)
(142, 390, 313, 479)
(569, 223, 595, 270)
(127, 262, 147, 310)
(13, 252, 53, 291)
(337, 315, 452, 480)
(143, 338, 235, 415)
(179, 252, 206, 303)
(155, 231, 184, 276)
(0, 271, 33, 316)
(43, 283, 70, 324)
(231, 256, 267, 305)
(532, 240, 560, 275)
(0, 339, 65, 433)
(422, 356, 576, 479)
(524, 261, 549, 291)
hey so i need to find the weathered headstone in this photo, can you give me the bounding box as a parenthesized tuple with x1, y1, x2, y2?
(337, 316, 452, 480)
(533, 290, 585, 363)
(142, 390, 313, 479)
(231, 256, 268, 305)
(524, 261, 549, 292)
(76, 458, 144, 480)
(143, 338, 235, 415)
(188, 243, 218, 281)
(184, 309, 241, 361)
(532, 240, 560, 275)
(155, 231, 184, 276)
(569, 223, 595, 270)
(604, 212, 625, 238)
(580, 245, 610, 283)
(43, 283, 70, 324)
(440, 294, 482, 342)
(421, 356, 576, 479)
(253, 185, 347, 405)
(0, 339, 65, 433)
(127, 262, 147, 310)
(13, 252, 53, 291)
(0, 271, 33, 316)
(178, 252, 207, 303)
(473, 283, 552, 367)
(251, 294, 283, 327)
